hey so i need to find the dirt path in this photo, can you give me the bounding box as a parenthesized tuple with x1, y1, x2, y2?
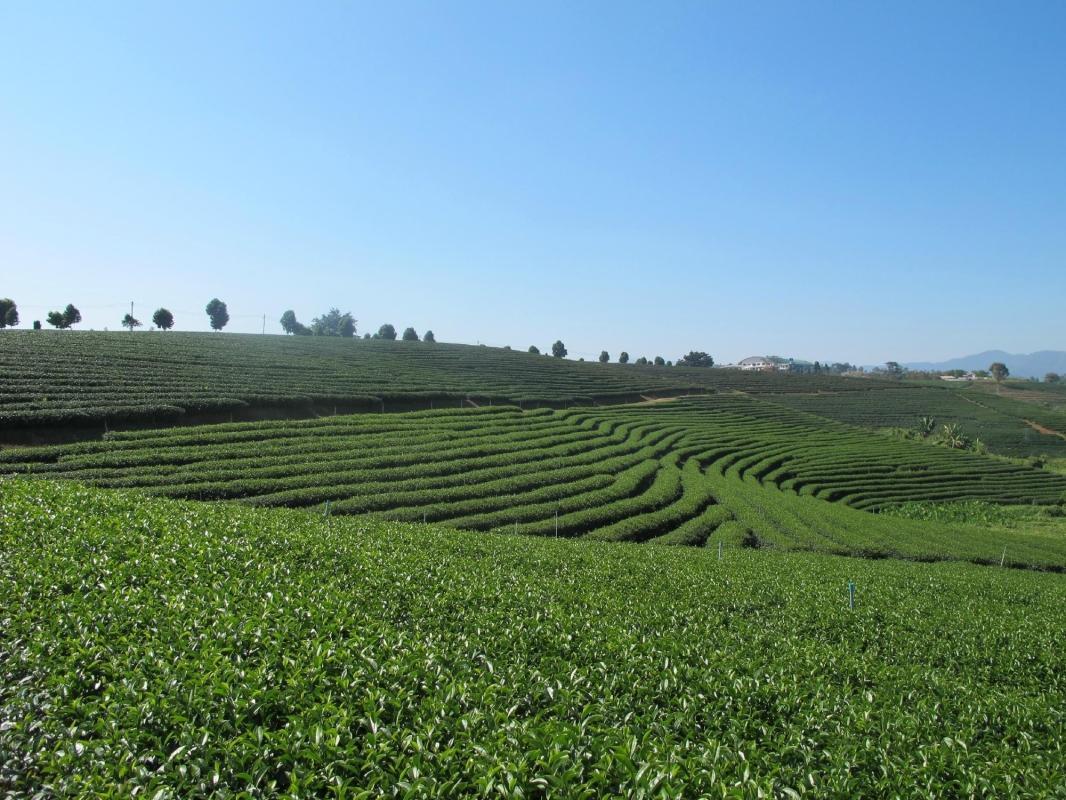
(637, 395, 685, 405)
(1024, 419, 1066, 441)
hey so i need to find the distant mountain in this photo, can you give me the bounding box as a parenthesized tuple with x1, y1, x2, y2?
(903, 350, 1066, 379)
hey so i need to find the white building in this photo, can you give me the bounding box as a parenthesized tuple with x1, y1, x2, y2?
(738, 356, 774, 371)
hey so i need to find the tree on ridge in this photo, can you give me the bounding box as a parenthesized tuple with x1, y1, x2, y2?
(205, 299, 229, 331)
(153, 308, 174, 330)
(0, 298, 18, 328)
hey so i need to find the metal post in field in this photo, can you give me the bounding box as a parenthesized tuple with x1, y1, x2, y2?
(718, 540, 722, 561)
(848, 581, 855, 610)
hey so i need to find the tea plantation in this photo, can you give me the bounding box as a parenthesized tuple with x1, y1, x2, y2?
(762, 387, 1066, 459)
(2, 480, 1064, 797)
(5, 396, 1066, 568)
(0, 331, 892, 435)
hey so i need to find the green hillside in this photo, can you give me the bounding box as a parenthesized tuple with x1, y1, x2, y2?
(756, 386, 1066, 459)
(6, 396, 1065, 568)
(2, 480, 1064, 796)
(0, 330, 888, 436)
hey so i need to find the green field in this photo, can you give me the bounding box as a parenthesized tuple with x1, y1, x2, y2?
(0, 331, 892, 435)
(757, 386, 1066, 459)
(2, 480, 1064, 796)
(5, 396, 1066, 568)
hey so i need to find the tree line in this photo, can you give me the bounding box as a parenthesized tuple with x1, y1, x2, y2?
(522, 341, 715, 368)
(879, 361, 1029, 383)
(0, 298, 434, 342)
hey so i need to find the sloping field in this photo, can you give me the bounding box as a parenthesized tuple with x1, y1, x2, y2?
(0, 331, 893, 434)
(2, 480, 1064, 795)
(5, 396, 1065, 567)
(759, 386, 1066, 459)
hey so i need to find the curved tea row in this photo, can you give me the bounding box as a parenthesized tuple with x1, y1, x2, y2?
(4, 395, 1064, 567)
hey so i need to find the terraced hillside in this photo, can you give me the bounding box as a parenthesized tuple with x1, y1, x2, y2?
(6, 396, 1065, 567)
(0, 330, 891, 436)
(758, 386, 1066, 459)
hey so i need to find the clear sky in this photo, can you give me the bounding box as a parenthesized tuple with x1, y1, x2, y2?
(2, 1, 1063, 364)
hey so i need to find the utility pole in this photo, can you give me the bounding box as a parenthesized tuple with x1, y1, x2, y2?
(262, 314, 266, 335)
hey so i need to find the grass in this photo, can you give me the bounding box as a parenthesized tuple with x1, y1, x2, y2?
(2, 479, 1064, 796)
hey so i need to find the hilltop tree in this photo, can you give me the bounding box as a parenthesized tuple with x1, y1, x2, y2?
(121, 313, 142, 331)
(618, 351, 629, 364)
(0, 298, 18, 328)
(551, 340, 567, 358)
(989, 362, 1009, 383)
(1046, 372, 1062, 384)
(310, 309, 356, 337)
(153, 308, 174, 330)
(402, 327, 419, 341)
(33, 320, 41, 330)
(377, 324, 397, 340)
(677, 351, 714, 368)
(528, 345, 540, 355)
(47, 304, 81, 329)
(883, 361, 904, 379)
(654, 356, 665, 366)
(424, 330, 436, 343)
(635, 356, 649, 366)
(205, 298, 229, 331)
(598, 351, 610, 363)
(280, 310, 300, 334)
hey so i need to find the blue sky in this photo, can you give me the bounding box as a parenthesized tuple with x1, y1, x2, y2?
(1, 1, 1063, 364)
